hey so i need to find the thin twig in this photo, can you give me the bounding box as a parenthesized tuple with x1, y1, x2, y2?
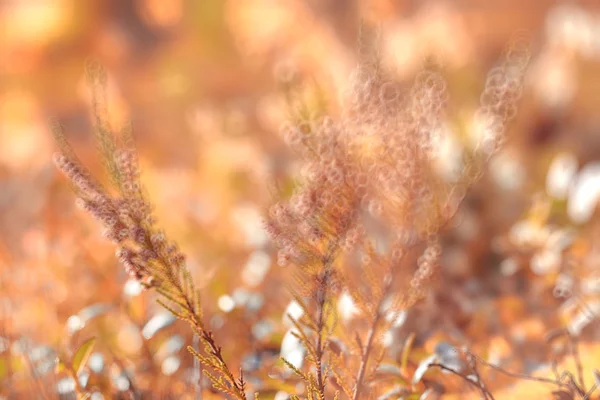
(22, 347, 52, 400)
(566, 333, 586, 395)
(467, 354, 495, 400)
(193, 334, 203, 400)
(457, 348, 573, 391)
(352, 270, 393, 400)
(429, 363, 486, 394)
(110, 351, 140, 400)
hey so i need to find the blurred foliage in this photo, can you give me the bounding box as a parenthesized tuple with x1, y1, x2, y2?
(2, 0, 600, 399)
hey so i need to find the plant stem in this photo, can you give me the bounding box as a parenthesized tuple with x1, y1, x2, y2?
(315, 286, 326, 397)
(352, 272, 393, 400)
(352, 315, 380, 400)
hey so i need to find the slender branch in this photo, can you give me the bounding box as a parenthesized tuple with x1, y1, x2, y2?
(142, 228, 247, 399)
(110, 351, 141, 399)
(352, 271, 393, 400)
(311, 238, 344, 399)
(566, 333, 586, 395)
(22, 349, 52, 400)
(193, 334, 203, 400)
(466, 353, 495, 400)
(315, 282, 327, 397)
(456, 348, 576, 392)
(65, 366, 86, 399)
(185, 295, 247, 399)
(429, 363, 493, 399)
(352, 315, 380, 400)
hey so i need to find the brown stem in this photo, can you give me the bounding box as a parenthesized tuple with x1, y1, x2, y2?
(144, 231, 247, 400)
(466, 354, 495, 400)
(461, 349, 573, 390)
(66, 367, 86, 399)
(110, 352, 140, 399)
(352, 272, 392, 400)
(566, 333, 585, 395)
(193, 334, 203, 400)
(22, 350, 52, 400)
(312, 240, 342, 399)
(315, 284, 327, 398)
(352, 314, 380, 400)
(188, 299, 247, 400)
(429, 363, 494, 399)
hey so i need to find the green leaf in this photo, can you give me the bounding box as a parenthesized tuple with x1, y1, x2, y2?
(72, 337, 96, 374)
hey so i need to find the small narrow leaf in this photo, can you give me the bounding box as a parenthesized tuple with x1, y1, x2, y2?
(375, 363, 402, 377)
(376, 387, 409, 400)
(401, 333, 416, 373)
(142, 312, 176, 339)
(419, 388, 434, 399)
(78, 303, 112, 323)
(55, 358, 66, 374)
(412, 354, 437, 385)
(72, 337, 97, 374)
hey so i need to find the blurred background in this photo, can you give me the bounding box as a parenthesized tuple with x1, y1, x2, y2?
(2, 0, 600, 398)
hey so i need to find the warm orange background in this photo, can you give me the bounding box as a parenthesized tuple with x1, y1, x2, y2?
(2, 1, 600, 398)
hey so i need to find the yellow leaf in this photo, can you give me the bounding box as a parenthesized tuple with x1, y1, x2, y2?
(71, 337, 96, 374)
